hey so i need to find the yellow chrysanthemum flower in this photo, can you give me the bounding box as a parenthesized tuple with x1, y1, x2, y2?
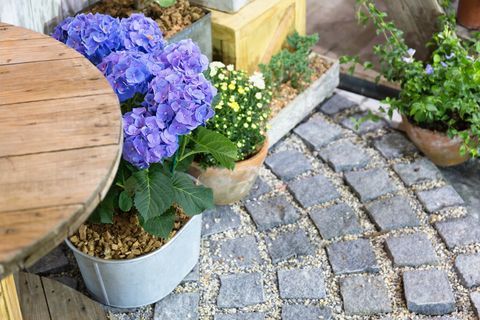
(228, 83, 236, 90)
(228, 101, 240, 112)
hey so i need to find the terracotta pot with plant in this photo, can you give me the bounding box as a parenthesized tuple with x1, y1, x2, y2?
(341, 2, 480, 166)
(189, 62, 273, 204)
(52, 12, 236, 307)
(457, 0, 480, 30)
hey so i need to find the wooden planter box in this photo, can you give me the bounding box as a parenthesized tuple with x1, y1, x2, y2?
(190, 0, 252, 13)
(268, 54, 340, 147)
(211, 0, 306, 73)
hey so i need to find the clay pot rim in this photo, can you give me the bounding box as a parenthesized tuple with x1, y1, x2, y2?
(401, 115, 467, 142)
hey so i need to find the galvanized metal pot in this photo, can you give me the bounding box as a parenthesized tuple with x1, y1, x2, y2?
(65, 214, 202, 308)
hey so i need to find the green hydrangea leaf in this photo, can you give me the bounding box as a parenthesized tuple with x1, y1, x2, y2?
(141, 207, 176, 239)
(118, 190, 133, 212)
(190, 127, 237, 170)
(133, 169, 175, 221)
(154, 0, 176, 8)
(172, 171, 214, 216)
(89, 188, 118, 224)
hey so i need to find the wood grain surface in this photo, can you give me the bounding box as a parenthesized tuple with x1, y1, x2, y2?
(0, 23, 122, 280)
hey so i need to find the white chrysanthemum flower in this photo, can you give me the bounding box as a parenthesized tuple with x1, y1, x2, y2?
(209, 61, 225, 69)
(218, 73, 225, 80)
(249, 72, 265, 89)
(255, 92, 262, 99)
(227, 64, 234, 71)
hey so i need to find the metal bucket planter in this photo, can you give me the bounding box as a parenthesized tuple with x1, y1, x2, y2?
(190, 0, 252, 13)
(166, 11, 212, 61)
(65, 214, 202, 308)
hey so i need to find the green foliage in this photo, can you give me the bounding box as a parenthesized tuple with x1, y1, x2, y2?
(341, 0, 480, 157)
(90, 127, 236, 239)
(197, 63, 272, 167)
(154, 0, 176, 7)
(259, 32, 319, 90)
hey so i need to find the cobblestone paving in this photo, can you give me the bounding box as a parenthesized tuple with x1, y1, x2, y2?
(31, 90, 480, 319)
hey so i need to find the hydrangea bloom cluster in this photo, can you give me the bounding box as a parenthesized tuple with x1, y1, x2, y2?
(97, 51, 152, 102)
(53, 14, 216, 169)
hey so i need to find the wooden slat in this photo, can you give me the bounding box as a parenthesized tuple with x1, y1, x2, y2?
(0, 145, 120, 213)
(0, 274, 22, 320)
(0, 94, 121, 157)
(0, 38, 81, 65)
(42, 275, 107, 320)
(18, 273, 49, 320)
(0, 58, 113, 106)
(0, 25, 47, 42)
(0, 205, 81, 267)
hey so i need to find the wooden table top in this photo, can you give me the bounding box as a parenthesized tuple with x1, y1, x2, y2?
(0, 23, 123, 279)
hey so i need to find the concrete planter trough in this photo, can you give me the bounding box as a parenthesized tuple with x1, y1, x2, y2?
(190, 0, 252, 13)
(268, 54, 340, 147)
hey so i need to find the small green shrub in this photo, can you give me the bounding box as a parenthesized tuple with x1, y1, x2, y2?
(259, 32, 319, 91)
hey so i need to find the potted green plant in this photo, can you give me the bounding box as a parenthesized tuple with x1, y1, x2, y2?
(52, 12, 236, 307)
(342, 1, 480, 166)
(260, 32, 340, 146)
(84, 0, 213, 59)
(189, 62, 272, 204)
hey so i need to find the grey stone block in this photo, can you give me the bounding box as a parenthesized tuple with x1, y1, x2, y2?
(374, 132, 417, 159)
(340, 275, 392, 315)
(182, 264, 200, 282)
(202, 206, 241, 237)
(393, 158, 443, 186)
(318, 140, 370, 172)
(365, 196, 420, 231)
(344, 168, 397, 202)
(247, 177, 271, 200)
(471, 292, 480, 318)
(277, 268, 326, 299)
(341, 112, 386, 134)
(326, 239, 379, 275)
(435, 216, 480, 249)
(385, 233, 438, 267)
(266, 229, 315, 263)
(217, 273, 265, 308)
(211, 236, 261, 268)
(281, 305, 332, 320)
(294, 114, 343, 150)
(454, 253, 480, 288)
(215, 313, 266, 320)
(320, 94, 358, 115)
(417, 186, 464, 213)
(287, 174, 340, 208)
(154, 292, 199, 320)
(265, 150, 312, 181)
(245, 196, 300, 231)
(309, 203, 362, 239)
(27, 245, 69, 275)
(403, 269, 455, 315)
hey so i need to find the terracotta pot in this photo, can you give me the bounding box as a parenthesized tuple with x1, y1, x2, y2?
(189, 138, 269, 205)
(457, 0, 480, 29)
(401, 116, 470, 167)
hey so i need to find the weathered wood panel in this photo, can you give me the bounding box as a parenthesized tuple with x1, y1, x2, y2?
(0, 0, 96, 34)
(17, 273, 49, 320)
(0, 38, 79, 64)
(211, 0, 306, 73)
(383, 0, 444, 61)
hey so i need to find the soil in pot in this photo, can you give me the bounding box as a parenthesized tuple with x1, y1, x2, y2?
(87, 0, 205, 38)
(269, 55, 332, 120)
(69, 211, 189, 260)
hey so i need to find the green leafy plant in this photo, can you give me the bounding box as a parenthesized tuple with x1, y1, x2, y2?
(259, 32, 319, 90)
(195, 62, 272, 168)
(91, 128, 236, 239)
(341, 0, 480, 157)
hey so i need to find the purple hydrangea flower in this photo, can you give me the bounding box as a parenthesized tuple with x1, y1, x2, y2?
(97, 51, 153, 102)
(52, 13, 124, 65)
(122, 107, 179, 169)
(121, 14, 165, 53)
(425, 64, 434, 75)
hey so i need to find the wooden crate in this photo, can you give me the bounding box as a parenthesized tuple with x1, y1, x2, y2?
(211, 0, 306, 73)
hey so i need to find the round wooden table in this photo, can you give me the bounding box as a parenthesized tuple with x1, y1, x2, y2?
(0, 23, 122, 319)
